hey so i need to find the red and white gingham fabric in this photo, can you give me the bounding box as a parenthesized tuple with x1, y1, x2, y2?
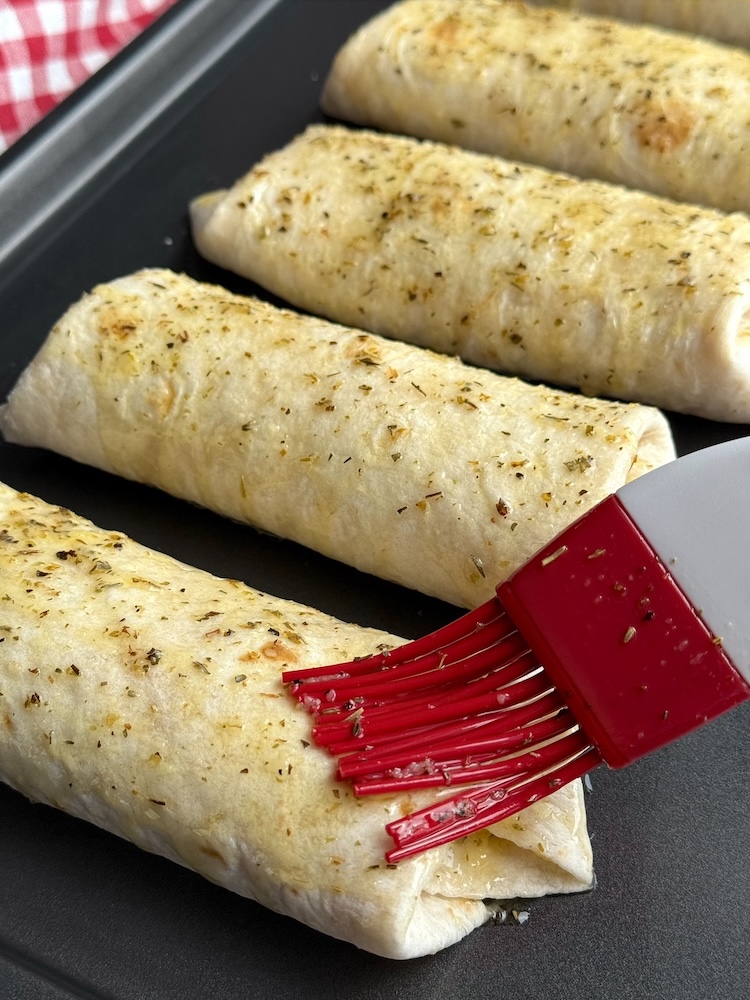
(0, 0, 180, 153)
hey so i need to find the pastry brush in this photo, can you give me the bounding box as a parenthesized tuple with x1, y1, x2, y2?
(284, 439, 750, 862)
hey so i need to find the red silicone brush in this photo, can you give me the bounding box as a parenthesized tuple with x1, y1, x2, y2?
(284, 439, 750, 862)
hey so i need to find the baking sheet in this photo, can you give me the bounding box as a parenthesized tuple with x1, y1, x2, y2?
(0, 1, 749, 996)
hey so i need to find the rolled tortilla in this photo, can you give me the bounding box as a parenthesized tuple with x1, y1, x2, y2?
(190, 125, 750, 422)
(0, 481, 593, 959)
(320, 0, 750, 214)
(0, 268, 674, 610)
(531, 0, 750, 49)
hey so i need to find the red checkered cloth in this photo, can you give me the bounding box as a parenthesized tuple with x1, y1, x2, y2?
(0, 0, 180, 153)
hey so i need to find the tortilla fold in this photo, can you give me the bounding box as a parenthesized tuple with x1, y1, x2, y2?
(190, 124, 750, 421)
(0, 268, 674, 611)
(320, 0, 750, 214)
(0, 482, 593, 958)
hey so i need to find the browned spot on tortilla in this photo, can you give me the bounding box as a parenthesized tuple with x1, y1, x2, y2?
(429, 14, 460, 44)
(239, 650, 260, 663)
(346, 334, 383, 367)
(631, 97, 694, 153)
(398, 795, 416, 818)
(148, 380, 176, 418)
(200, 845, 227, 865)
(3, 713, 13, 731)
(261, 640, 300, 665)
(96, 305, 139, 340)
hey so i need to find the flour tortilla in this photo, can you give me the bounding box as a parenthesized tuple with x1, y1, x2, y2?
(190, 124, 750, 422)
(532, 0, 750, 49)
(320, 0, 750, 215)
(0, 268, 674, 610)
(0, 481, 592, 959)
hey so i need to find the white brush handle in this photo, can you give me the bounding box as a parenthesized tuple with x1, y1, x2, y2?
(617, 438, 750, 683)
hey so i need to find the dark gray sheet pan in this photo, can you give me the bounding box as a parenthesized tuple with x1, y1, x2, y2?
(0, 1, 748, 997)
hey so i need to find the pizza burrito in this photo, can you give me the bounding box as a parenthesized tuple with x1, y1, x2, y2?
(320, 0, 750, 215)
(0, 268, 674, 610)
(531, 0, 750, 49)
(190, 124, 750, 422)
(0, 482, 593, 959)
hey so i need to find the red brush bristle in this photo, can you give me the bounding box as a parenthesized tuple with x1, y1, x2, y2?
(283, 595, 601, 861)
(383, 740, 599, 861)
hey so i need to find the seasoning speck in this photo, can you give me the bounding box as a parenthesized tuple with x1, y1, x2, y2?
(541, 545, 567, 567)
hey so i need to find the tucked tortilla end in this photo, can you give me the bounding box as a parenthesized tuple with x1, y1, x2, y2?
(319, 6, 389, 126)
(320, 52, 358, 123)
(626, 413, 676, 482)
(189, 190, 228, 261)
